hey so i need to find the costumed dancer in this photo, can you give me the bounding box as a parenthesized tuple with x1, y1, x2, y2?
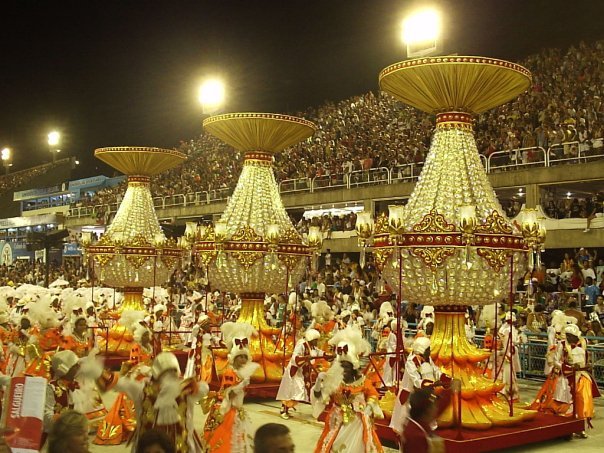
(562, 323, 601, 437)
(203, 321, 260, 452)
(529, 310, 573, 414)
(494, 311, 522, 402)
(60, 310, 107, 430)
(44, 350, 104, 436)
(5, 315, 33, 377)
(97, 351, 208, 453)
(184, 315, 214, 383)
(152, 303, 167, 356)
(0, 309, 12, 373)
(276, 328, 325, 419)
(23, 298, 64, 379)
(389, 337, 450, 436)
(62, 313, 95, 358)
(416, 306, 435, 334)
(311, 326, 384, 453)
(382, 318, 404, 388)
(310, 299, 335, 350)
(372, 302, 394, 342)
(94, 320, 153, 445)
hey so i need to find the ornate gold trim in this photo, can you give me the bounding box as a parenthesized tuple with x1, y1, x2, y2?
(412, 210, 456, 233)
(477, 248, 511, 271)
(410, 247, 455, 271)
(475, 211, 514, 234)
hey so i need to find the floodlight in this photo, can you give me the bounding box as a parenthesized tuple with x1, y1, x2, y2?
(48, 131, 61, 146)
(402, 8, 443, 58)
(198, 79, 225, 113)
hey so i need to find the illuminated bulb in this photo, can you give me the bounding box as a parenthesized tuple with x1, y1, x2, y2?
(402, 9, 441, 44)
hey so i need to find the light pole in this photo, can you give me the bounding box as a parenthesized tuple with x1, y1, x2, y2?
(198, 78, 225, 115)
(1, 147, 12, 174)
(48, 131, 60, 163)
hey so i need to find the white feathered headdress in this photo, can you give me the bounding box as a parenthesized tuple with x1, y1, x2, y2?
(27, 295, 59, 329)
(311, 300, 334, 322)
(379, 302, 394, 319)
(221, 322, 257, 363)
(328, 326, 371, 370)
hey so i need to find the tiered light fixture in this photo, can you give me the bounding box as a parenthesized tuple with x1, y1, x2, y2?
(83, 147, 186, 355)
(192, 113, 316, 384)
(368, 57, 540, 428)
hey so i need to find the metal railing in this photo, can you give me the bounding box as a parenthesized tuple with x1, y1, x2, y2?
(488, 146, 547, 172)
(67, 139, 604, 219)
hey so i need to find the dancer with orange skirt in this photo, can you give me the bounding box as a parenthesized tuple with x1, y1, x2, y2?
(95, 321, 153, 445)
(562, 324, 601, 438)
(204, 322, 259, 452)
(529, 310, 573, 415)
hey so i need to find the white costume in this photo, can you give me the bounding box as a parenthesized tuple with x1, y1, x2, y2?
(495, 312, 522, 400)
(311, 327, 384, 453)
(109, 352, 208, 453)
(390, 337, 443, 435)
(276, 329, 324, 403)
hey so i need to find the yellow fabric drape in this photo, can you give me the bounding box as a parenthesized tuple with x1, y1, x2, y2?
(95, 147, 186, 176)
(379, 57, 531, 114)
(203, 113, 315, 153)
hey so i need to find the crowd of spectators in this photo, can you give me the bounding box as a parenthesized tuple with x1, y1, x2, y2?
(0, 259, 86, 288)
(0, 162, 58, 196)
(68, 40, 604, 211)
(294, 212, 358, 235)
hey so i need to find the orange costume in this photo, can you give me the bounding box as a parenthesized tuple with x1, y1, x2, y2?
(95, 339, 153, 445)
(204, 367, 251, 452)
(312, 327, 384, 453)
(24, 327, 63, 379)
(204, 321, 259, 453)
(313, 372, 384, 453)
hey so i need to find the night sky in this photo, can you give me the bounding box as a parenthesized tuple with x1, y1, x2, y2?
(1, 0, 603, 178)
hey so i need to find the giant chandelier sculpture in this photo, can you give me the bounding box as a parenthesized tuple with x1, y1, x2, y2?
(84, 147, 186, 355)
(193, 113, 316, 383)
(367, 57, 540, 429)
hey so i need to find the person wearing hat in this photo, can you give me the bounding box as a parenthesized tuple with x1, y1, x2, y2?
(494, 311, 522, 401)
(184, 315, 214, 383)
(44, 350, 82, 434)
(95, 321, 153, 446)
(4, 315, 32, 377)
(152, 304, 167, 356)
(62, 313, 95, 358)
(97, 351, 208, 453)
(529, 311, 573, 415)
(390, 336, 451, 436)
(334, 310, 351, 333)
(312, 327, 384, 453)
(276, 328, 325, 419)
(204, 322, 260, 452)
(561, 323, 601, 436)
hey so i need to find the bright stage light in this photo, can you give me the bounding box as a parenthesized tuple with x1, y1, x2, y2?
(48, 131, 61, 146)
(198, 79, 225, 113)
(403, 9, 441, 43)
(402, 8, 442, 58)
(1, 148, 10, 161)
